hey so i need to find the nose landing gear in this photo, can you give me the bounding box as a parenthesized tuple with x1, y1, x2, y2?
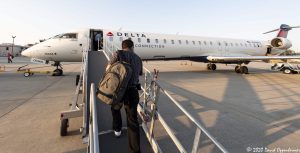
(52, 61, 63, 76)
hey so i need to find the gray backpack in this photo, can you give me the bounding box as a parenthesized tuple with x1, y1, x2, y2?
(97, 50, 133, 110)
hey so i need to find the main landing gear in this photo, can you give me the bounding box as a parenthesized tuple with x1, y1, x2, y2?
(235, 65, 248, 74)
(52, 61, 63, 76)
(207, 63, 217, 71)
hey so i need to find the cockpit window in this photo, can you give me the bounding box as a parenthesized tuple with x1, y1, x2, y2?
(60, 33, 77, 39)
(53, 33, 77, 39)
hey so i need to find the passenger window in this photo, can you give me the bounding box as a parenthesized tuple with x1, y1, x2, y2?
(230, 43, 233, 46)
(235, 43, 238, 46)
(186, 40, 189, 44)
(147, 38, 150, 43)
(224, 42, 228, 46)
(155, 39, 159, 44)
(249, 43, 252, 47)
(240, 43, 243, 47)
(198, 41, 201, 45)
(138, 38, 141, 43)
(178, 40, 182, 44)
(171, 40, 175, 44)
(204, 41, 206, 45)
(218, 42, 221, 46)
(245, 43, 247, 47)
(192, 41, 195, 45)
(164, 39, 167, 44)
(60, 33, 77, 39)
(210, 41, 213, 46)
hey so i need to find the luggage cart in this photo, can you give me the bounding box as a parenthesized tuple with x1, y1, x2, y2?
(271, 62, 300, 74)
(17, 64, 53, 77)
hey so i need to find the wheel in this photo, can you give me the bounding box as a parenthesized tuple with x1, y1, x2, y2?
(53, 69, 63, 76)
(207, 64, 211, 70)
(24, 72, 30, 77)
(60, 119, 69, 136)
(283, 68, 292, 74)
(211, 64, 217, 71)
(75, 75, 80, 86)
(235, 66, 241, 73)
(58, 69, 63, 76)
(53, 69, 59, 76)
(240, 66, 248, 74)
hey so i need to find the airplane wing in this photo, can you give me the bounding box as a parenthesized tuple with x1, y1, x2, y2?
(207, 55, 300, 62)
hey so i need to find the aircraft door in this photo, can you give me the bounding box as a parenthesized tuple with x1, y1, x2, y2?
(90, 30, 103, 51)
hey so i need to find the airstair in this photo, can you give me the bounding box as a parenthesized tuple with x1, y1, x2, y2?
(60, 37, 228, 153)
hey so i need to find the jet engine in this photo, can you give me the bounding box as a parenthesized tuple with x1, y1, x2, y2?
(270, 37, 292, 49)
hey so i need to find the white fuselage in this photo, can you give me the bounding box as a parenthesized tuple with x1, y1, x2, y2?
(21, 29, 285, 63)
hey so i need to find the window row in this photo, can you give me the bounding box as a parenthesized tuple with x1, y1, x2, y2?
(117, 37, 262, 48)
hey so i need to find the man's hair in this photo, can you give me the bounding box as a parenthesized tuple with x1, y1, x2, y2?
(122, 39, 134, 49)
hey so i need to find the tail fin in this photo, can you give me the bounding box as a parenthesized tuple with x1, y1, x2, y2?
(263, 24, 300, 38)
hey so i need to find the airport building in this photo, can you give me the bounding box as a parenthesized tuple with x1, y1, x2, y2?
(0, 43, 28, 57)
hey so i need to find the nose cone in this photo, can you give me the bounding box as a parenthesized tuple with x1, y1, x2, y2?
(21, 48, 31, 57)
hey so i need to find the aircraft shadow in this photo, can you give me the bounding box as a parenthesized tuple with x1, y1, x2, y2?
(146, 70, 300, 152)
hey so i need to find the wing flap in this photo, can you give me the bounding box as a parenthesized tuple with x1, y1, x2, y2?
(207, 55, 300, 62)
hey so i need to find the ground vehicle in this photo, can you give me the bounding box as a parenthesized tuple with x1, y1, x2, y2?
(271, 63, 300, 74)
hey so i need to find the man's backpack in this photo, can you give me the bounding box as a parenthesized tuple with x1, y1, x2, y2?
(97, 50, 133, 110)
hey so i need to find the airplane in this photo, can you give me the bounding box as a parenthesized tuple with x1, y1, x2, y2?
(21, 24, 300, 76)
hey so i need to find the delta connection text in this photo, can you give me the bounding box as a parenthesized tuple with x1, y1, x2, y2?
(115, 32, 165, 49)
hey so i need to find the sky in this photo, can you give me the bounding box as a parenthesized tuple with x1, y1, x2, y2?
(0, 0, 300, 51)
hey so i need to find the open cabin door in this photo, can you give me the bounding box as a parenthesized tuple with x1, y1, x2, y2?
(90, 29, 103, 51)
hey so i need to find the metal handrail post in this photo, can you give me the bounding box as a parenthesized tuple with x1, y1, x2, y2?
(89, 83, 99, 153)
(191, 128, 201, 153)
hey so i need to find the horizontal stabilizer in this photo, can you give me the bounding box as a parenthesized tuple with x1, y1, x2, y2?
(263, 24, 300, 38)
(263, 29, 279, 34)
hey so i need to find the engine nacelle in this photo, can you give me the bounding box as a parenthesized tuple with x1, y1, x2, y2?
(270, 37, 292, 49)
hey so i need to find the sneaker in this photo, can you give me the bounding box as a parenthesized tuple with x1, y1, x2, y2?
(114, 130, 121, 137)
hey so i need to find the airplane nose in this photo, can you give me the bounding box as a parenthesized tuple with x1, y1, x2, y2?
(21, 49, 31, 57)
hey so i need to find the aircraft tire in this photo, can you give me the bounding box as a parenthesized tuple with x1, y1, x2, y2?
(207, 64, 211, 70)
(235, 66, 241, 73)
(53, 69, 63, 76)
(58, 69, 63, 76)
(211, 64, 217, 71)
(60, 119, 69, 136)
(241, 66, 248, 74)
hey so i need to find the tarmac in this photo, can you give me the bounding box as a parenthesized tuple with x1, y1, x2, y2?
(0, 57, 300, 153)
(0, 57, 86, 153)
